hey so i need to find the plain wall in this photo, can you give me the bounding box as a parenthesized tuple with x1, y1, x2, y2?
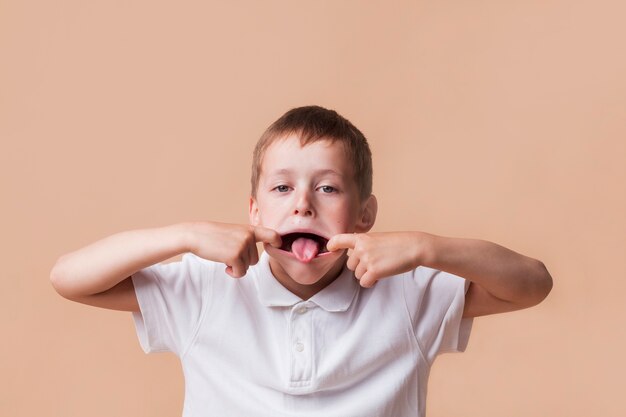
(1, 1, 624, 416)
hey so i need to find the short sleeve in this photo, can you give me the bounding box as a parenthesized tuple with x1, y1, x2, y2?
(403, 266, 473, 365)
(131, 253, 213, 356)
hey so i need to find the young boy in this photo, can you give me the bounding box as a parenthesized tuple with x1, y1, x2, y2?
(50, 105, 552, 417)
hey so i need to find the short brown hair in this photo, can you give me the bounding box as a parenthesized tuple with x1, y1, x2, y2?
(251, 105, 373, 201)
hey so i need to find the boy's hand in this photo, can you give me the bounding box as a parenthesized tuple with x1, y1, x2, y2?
(187, 221, 282, 278)
(326, 232, 431, 288)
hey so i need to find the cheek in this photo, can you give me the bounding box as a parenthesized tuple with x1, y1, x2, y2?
(258, 201, 283, 223)
(329, 204, 359, 228)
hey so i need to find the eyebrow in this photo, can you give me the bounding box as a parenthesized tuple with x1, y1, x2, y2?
(268, 168, 343, 177)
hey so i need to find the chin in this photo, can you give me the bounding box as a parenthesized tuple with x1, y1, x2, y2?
(263, 244, 346, 285)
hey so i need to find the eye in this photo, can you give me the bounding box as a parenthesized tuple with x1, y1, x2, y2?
(274, 185, 290, 192)
(319, 185, 336, 193)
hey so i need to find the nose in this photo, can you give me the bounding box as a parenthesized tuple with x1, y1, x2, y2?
(293, 189, 314, 217)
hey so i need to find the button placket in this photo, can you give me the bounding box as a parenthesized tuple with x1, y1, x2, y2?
(289, 302, 313, 385)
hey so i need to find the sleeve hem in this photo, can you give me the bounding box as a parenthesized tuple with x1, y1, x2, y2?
(457, 316, 473, 352)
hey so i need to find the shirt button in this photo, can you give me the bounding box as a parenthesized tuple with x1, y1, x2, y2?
(296, 306, 308, 314)
(295, 342, 304, 352)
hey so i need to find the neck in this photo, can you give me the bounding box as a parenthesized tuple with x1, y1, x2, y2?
(267, 253, 348, 300)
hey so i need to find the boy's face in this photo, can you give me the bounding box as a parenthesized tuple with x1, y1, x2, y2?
(249, 134, 376, 289)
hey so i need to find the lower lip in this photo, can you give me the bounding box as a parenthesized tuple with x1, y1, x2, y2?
(274, 247, 335, 262)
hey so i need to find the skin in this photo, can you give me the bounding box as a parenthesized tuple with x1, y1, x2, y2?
(249, 135, 378, 299)
(50, 133, 552, 317)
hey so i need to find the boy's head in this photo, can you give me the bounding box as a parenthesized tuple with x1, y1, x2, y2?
(249, 105, 378, 291)
(251, 105, 373, 203)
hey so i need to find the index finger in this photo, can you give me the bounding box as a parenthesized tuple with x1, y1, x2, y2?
(253, 226, 282, 248)
(326, 233, 357, 252)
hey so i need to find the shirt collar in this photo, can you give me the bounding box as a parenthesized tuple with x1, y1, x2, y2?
(253, 251, 359, 312)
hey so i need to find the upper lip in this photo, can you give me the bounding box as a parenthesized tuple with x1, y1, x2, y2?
(276, 228, 331, 254)
(277, 228, 330, 240)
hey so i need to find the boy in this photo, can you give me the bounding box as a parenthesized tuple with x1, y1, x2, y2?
(50, 105, 553, 417)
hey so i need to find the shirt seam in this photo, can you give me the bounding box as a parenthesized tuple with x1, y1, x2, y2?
(132, 270, 170, 353)
(402, 271, 431, 369)
(180, 256, 214, 359)
(431, 289, 460, 360)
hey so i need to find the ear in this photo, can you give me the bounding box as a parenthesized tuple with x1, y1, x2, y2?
(249, 197, 260, 226)
(355, 194, 378, 233)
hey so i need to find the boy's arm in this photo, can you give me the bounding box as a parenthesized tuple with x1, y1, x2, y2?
(327, 232, 553, 318)
(50, 223, 192, 312)
(424, 234, 553, 318)
(50, 222, 282, 312)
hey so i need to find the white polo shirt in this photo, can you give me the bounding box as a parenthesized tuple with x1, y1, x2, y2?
(131, 251, 472, 417)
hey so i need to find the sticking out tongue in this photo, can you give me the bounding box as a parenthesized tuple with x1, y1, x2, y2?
(291, 237, 319, 263)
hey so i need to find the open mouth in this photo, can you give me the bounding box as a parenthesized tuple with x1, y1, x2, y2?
(280, 232, 329, 253)
(277, 232, 330, 262)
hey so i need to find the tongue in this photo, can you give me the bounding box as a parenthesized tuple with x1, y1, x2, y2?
(291, 237, 319, 263)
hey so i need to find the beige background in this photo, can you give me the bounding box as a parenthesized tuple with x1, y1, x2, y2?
(1, 1, 625, 416)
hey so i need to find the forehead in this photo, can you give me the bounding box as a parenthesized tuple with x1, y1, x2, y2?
(261, 135, 353, 178)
